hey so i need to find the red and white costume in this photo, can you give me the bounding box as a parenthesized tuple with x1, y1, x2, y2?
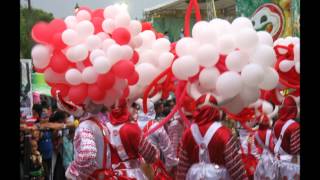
(105, 98, 158, 180)
(167, 113, 184, 157)
(176, 94, 248, 180)
(273, 96, 300, 179)
(136, 99, 178, 170)
(55, 92, 115, 180)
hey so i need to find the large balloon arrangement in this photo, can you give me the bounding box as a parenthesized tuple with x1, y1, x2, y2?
(31, 4, 172, 106)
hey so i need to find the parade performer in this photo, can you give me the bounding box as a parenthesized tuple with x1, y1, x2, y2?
(176, 94, 248, 180)
(135, 99, 178, 179)
(273, 95, 300, 179)
(105, 98, 159, 180)
(55, 91, 116, 180)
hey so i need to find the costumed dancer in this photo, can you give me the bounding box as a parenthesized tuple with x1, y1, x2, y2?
(273, 95, 300, 179)
(135, 98, 178, 179)
(176, 94, 248, 180)
(55, 92, 116, 180)
(105, 98, 159, 180)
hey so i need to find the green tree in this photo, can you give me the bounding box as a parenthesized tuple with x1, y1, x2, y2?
(20, 6, 54, 58)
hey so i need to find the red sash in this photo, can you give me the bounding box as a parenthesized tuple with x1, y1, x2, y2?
(240, 134, 258, 179)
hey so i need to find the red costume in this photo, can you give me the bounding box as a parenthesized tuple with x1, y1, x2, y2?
(272, 95, 300, 179)
(105, 98, 158, 180)
(176, 94, 248, 180)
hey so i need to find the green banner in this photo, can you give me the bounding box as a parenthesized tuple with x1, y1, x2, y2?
(236, 0, 300, 39)
(32, 73, 51, 96)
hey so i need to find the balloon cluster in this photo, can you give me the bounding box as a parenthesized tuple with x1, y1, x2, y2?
(171, 17, 280, 114)
(273, 36, 300, 89)
(31, 4, 163, 106)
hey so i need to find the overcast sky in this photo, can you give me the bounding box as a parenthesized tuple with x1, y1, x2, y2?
(20, 0, 170, 19)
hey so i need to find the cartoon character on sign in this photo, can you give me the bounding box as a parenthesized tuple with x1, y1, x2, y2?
(251, 3, 285, 40)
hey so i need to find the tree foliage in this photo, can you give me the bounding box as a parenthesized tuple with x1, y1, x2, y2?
(20, 6, 54, 58)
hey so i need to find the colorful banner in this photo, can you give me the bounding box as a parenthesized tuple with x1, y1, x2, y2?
(32, 72, 51, 96)
(236, 0, 300, 39)
(20, 59, 33, 117)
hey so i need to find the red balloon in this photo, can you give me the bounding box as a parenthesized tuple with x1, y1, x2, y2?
(111, 28, 131, 45)
(111, 60, 135, 79)
(45, 81, 55, 87)
(92, 8, 104, 18)
(31, 22, 53, 44)
(156, 32, 164, 39)
(141, 22, 152, 31)
(82, 57, 92, 67)
(88, 84, 105, 101)
(51, 83, 69, 97)
(49, 19, 67, 33)
(51, 33, 67, 49)
(91, 17, 104, 34)
(49, 51, 70, 73)
(68, 84, 88, 105)
(97, 72, 116, 90)
(130, 51, 139, 64)
(127, 71, 139, 85)
(34, 67, 46, 73)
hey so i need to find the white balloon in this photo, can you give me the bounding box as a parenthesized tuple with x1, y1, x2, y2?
(89, 49, 105, 64)
(252, 45, 276, 67)
(76, 10, 91, 21)
(187, 81, 202, 100)
(259, 67, 279, 90)
(195, 44, 220, 67)
(44, 68, 67, 83)
(225, 50, 249, 72)
(257, 31, 273, 46)
(223, 95, 245, 114)
(107, 44, 123, 63)
(140, 30, 156, 49)
(96, 32, 109, 40)
(130, 35, 143, 48)
(199, 68, 220, 90)
(104, 5, 120, 19)
(128, 20, 142, 36)
(172, 56, 200, 80)
(93, 56, 111, 74)
(62, 29, 79, 46)
(279, 60, 294, 72)
(192, 21, 217, 44)
(128, 84, 143, 101)
(216, 71, 242, 98)
(217, 35, 235, 54)
(66, 44, 88, 62)
(139, 50, 158, 65)
(65, 69, 82, 85)
(262, 101, 273, 114)
(136, 63, 159, 86)
(292, 37, 300, 45)
(176, 37, 199, 56)
(82, 67, 98, 84)
(121, 45, 133, 60)
(31, 44, 51, 69)
(231, 17, 254, 30)
(152, 38, 171, 52)
(64, 16, 78, 29)
(102, 19, 116, 33)
(102, 39, 116, 52)
(235, 28, 258, 50)
(115, 13, 131, 27)
(85, 35, 102, 50)
(239, 85, 260, 105)
(158, 52, 174, 69)
(76, 20, 94, 38)
(209, 18, 232, 36)
(241, 64, 265, 87)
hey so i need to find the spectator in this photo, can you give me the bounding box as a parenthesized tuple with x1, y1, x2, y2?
(29, 140, 45, 180)
(164, 31, 170, 40)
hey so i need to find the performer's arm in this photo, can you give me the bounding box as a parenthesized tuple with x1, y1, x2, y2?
(138, 136, 158, 164)
(224, 136, 248, 180)
(66, 127, 98, 179)
(175, 131, 192, 180)
(155, 126, 179, 168)
(290, 126, 300, 155)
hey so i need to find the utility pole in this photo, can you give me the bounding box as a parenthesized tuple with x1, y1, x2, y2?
(27, 0, 31, 11)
